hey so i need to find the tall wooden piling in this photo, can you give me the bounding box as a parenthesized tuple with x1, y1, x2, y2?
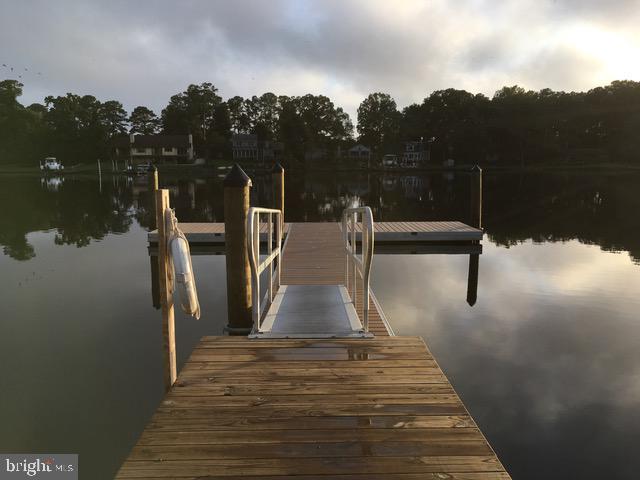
(272, 163, 285, 231)
(155, 188, 176, 390)
(470, 165, 482, 229)
(224, 164, 253, 334)
(148, 166, 159, 230)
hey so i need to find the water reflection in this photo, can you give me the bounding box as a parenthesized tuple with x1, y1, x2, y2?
(2, 170, 640, 479)
(5, 170, 640, 262)
(372, 240, 640, 479)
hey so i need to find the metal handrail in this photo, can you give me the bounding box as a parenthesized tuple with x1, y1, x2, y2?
(342, 206, 374, 332)
(247, 207, 282, 331)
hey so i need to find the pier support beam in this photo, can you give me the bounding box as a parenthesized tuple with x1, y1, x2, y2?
(224, 164, 253, 335)
(156, 188, 176, 390)
(272, 163, 284, 231)
(470, 165, 482, 229)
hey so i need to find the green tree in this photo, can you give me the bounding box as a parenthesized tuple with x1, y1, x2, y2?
(357, 93, 401, 152)
(206, 102, 232, 158)
(100, 100, 128, 137)
(43, 93, 115, 160)
(227, 95, 250, 133)
(129, 106, 160, 134)
(161, 83, 222, 155)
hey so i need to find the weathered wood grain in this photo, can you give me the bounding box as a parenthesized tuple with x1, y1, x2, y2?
(116, 337, 509, 479)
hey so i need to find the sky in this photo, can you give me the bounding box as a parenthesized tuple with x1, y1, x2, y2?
(1, 0, 639, 122)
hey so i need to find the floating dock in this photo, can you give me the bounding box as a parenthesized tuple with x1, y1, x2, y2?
(119, 217, 509, 479)
(148, 221, 483, 245)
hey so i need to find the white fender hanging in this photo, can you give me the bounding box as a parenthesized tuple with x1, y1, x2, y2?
(165, 208, 201, 319)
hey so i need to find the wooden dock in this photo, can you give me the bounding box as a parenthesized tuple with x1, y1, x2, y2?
(119, 217, 508, 479)
(116, 336, 509, 479)
(148, 221, 483, 245)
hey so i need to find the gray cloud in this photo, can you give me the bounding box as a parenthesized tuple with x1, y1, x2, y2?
(0, 0, 638, 121)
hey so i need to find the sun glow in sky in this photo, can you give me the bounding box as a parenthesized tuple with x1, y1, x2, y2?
(0, 0, 638, 120)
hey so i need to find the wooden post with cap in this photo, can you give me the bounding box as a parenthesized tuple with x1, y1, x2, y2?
(155, 188, 176, 390)
(470, 165, 482, 230)
(148, 166, 159, 230)
(272, 162, 284, 231)
(224, 164, 253, 334)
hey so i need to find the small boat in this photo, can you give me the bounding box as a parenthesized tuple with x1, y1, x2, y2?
(40, 157, 64, 172)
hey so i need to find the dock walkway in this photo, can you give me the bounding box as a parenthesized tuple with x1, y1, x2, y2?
(118, 220, 509, 479)
(279, 222, 391, 337)
(116, 337, 509, 479)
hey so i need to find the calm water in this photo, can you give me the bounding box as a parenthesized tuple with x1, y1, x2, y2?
(1, 169, 639, 479)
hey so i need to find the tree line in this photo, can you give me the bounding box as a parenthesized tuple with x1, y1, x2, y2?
(1, 78, 639, 166)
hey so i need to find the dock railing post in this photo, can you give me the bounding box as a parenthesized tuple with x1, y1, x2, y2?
(470, 165, 482, 230)
(156, 188, 177, 391)
(272, 162, 284, 233)
(224, 164, 253, 335)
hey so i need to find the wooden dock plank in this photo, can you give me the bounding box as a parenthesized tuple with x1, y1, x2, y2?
(116, 337, 509, 479)
(147, 221, 482, 244)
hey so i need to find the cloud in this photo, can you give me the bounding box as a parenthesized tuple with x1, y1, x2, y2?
(0, 0, 638, 121)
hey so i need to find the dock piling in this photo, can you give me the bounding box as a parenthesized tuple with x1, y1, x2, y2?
(470, 165, 482, 229)
(272, 162, 284, 232)
(148, 167, 158, 230)
(155, 188, 177, 390)
(223, 164, 253, 335)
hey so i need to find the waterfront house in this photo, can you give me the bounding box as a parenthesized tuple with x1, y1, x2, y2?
(232, 134, 259, 160)
(232, 134, 283, 165)
(401, 140, 429, 167)
(114, 134, 194, 165)
(348, 144, 371, 160)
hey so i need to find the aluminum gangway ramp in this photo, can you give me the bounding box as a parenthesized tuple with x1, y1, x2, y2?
(247, 207, 374, 339)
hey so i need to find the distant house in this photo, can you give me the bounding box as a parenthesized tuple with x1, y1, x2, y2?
(401, 140, 429, 168)
(348, 144, 371, 160)
(232, 134, 259, 160)
(232, 134, 283, 164)
(114, 134, 194, 165)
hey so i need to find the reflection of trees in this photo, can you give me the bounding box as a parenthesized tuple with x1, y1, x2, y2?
(3, 171, 640, 265)
(54, 180, 133, 247)
(484, 172, 640, 262)
(0, 176, 135, 260)
(0, 176, 54, 260)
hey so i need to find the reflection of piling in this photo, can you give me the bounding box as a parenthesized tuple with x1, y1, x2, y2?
(97, 160, 102, 193)
(156, 188, 176, 390)
(272, 163, 284, 232)
(148, 167, 158, 230)
(224, 164, 253, 334)
(470, 165, 482, 229)
(150, 254, 160, 309)
(466, 253, 479, 306)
